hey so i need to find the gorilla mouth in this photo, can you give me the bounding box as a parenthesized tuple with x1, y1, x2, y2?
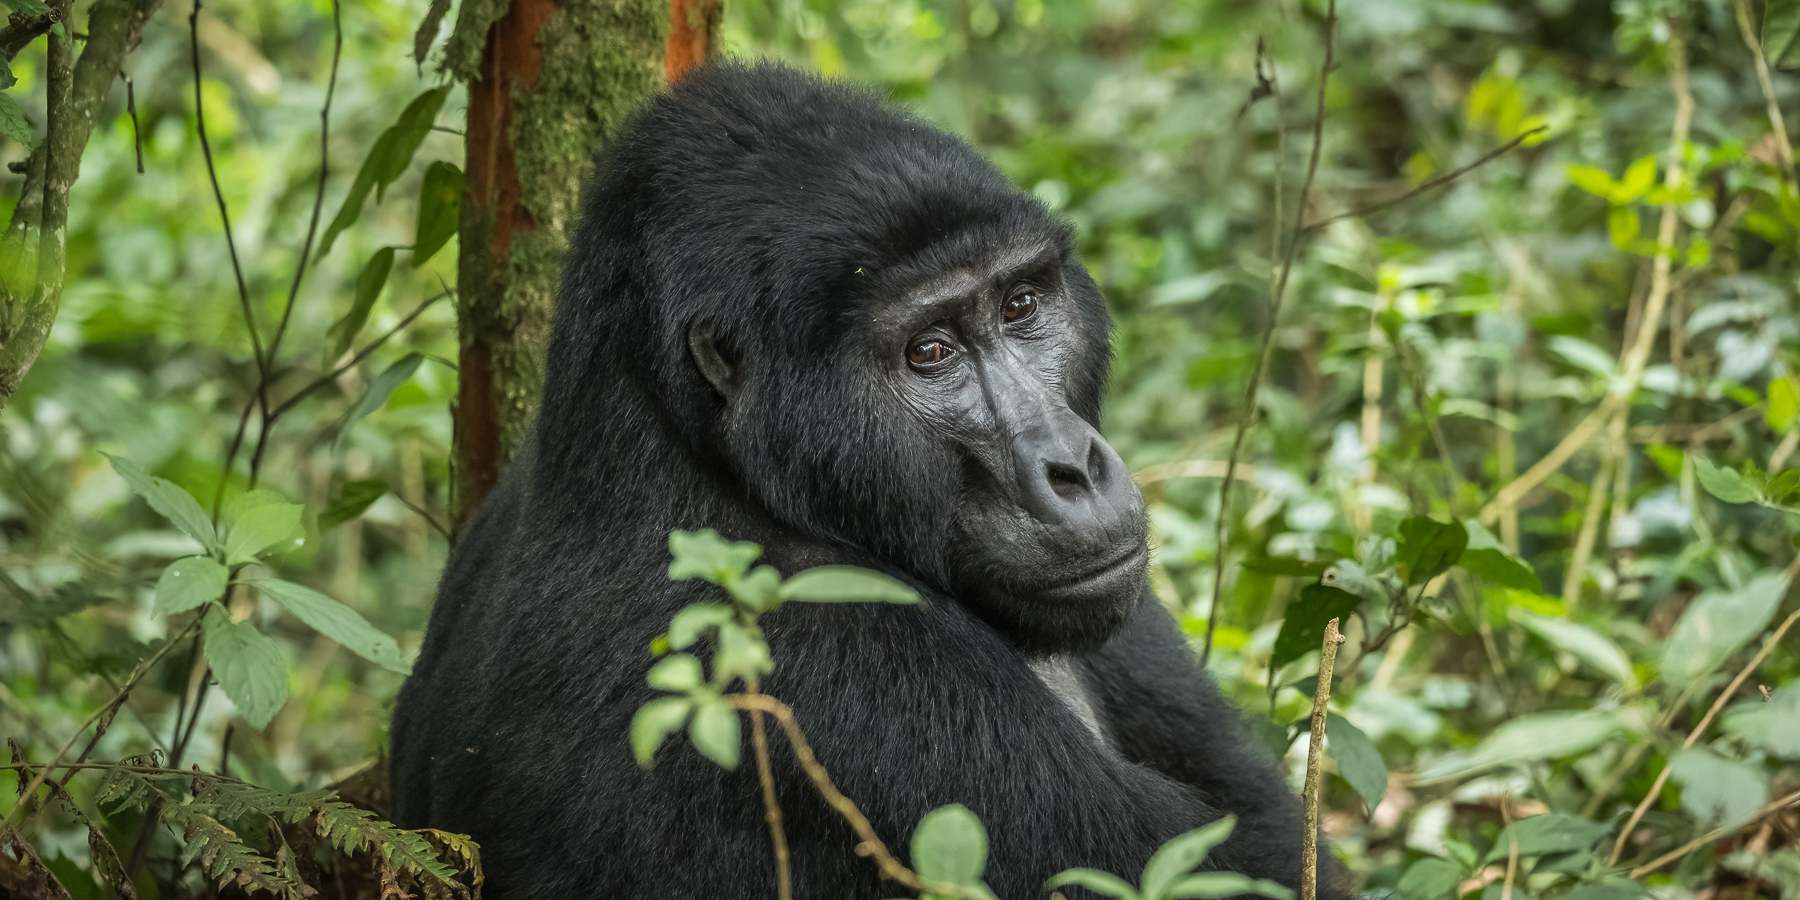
(1032, 544, 1148, 601)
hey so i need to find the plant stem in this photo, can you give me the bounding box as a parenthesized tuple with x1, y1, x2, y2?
(1302, 617, 1346, 900)
(745, 682, 793, 900)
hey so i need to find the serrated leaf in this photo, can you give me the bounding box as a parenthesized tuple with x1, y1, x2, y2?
(1326, 713, 1387, 814)
(1566, 165, 1616, 198)
(912, 804, 988, 887)
(1271, 584, 1361, 670)
(1765, 0, 1800, 69)
(630, 697, 691, 767)
(1692, 455, 1758, 502)
(668, 529, 762, 584)
(336, 353, 425, 451)
(667, 602, 734, 650)
(1046, 868, 1140, 899)
(255, 578, 411, 674)
(0, 59, 14, 91)
(319, 479, 388, 530)
(1395, 516, 1467, 586)
(327, 247, 396, 361)
(203, 610, 288, 729)
(222, 490, 305, 565)
(780, 565, 920, 604)
(647, 653, 703, 692)
(155, 556, 229, 615)
(414, 161, 462, 266)
(1142, 817, 1235, 900)
(102, 453, 219, 551)
(688, 699, 740, 769)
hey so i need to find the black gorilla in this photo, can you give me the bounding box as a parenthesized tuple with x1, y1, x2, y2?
(391, 61, 1333, 900)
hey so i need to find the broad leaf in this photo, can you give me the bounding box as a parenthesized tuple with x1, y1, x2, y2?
(1766, 0, 1800, 69)
(780, 565, 919, 604)
(326, 247, 395, 361)
(0, 59, 14, 91)
(1325, 712, 1386, 813)
(1046, 868, 1139, 899)
(1458, 520, 1540, 592)
(688, 698, 740, 770)
(912, 804, 989, 888)
(1768, 376, 1799, 434)
(1723, 683, 1800, 760)
(630, 697, 692, 767)
(668, 529, 762, 584)
(203, 610, 288, 729)
(103, 453, 219, 551)
(1396, 857, 1462, 900)
(1660, 572, 1787, 688)
(1514, 610, 1636, 685)
(1693, 455, 1758, 503)
(1141, 817, 1235, 900)
(1168, 874, 1292, 900)
(414, 161, 463, 266)
(336, 353, 425, 452)
(1395, 516, 1466, 586)
(667, 602, 734, 650)
(0, 91, 30, 145)
(1418, 708, 1639, 782)
(154, 556, 229, 615)
(254, 578, 411, 674)
(1270, 584, 1360, 670)
(1241, 557, 1337, 578)
(1669, 749, 1769, 829)
(1482, 813, 1611, 863)
(647, 653, 704, 692)
(1614, 156, 1656, 203)
(319, 479, 388, 530)
(1565, 165, 1615, 198)
(222, 490, 305, 565)
(318, 87, 451, 257)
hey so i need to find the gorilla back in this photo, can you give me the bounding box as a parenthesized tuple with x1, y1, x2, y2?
(391, 61, 1331, 899)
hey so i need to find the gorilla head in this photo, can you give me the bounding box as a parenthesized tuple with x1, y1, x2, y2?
(542, 61, 1148, 652)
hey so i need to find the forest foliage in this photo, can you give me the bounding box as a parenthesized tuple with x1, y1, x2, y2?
(1, 0, 1799, 896)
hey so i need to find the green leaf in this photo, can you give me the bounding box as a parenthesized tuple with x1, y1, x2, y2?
(154, 556, 229, 615)
(254, 578, 411, 674)
(1046, 868, 1140, 900)
(0, 0, 49, 16)
(1768, 376, 1799, 435)
(1418, 708, 1639, 782)
(647, 653, 704, 692)
(0, 90, 27, 145)
(336, 353, 425, 452)
(688, 698, 740, 769)
(713, 621, 773, 683)
(414, 161, 462, 266)
(1457, 520, 1540, 592)
(1607, 206, 1640, 248)
(1396, 857, 1463, 900)
(780, 565, 920, 604)
(668, 529, 763, 584)
(1240, 557, 1337, 578)
(1513, 610, 1637, 685)
(326, 247, 396, 361)
(1395, 516, 1467, 586)
(1482, 813, 1611, 864)
(630, 697, 692, 767)
(1669, 749, 1769, 829)
(319, 479, 388, 530)
(1765, 0, 1800, 69)
(1565, 165, 1616, 198)
(1168, 874, 1293, 900)
(728, 565, 783, 612)
(102, 453, 219, 552)
(203, 609, 288, 729)
(1325, 713, 1387, 814)
(912, 804, 989, 887)
(1141, 817, 1235, 900)
(317, 86, 451, 258)
(1723, 683, 1800, 760)
(1693, 455, 1758, 503)
(667, 602, 734, 650)
(222, 490, 305, 565)
(0, 59, 15, 91)
(1614, 156, 1657, 203)
(1270, 584, 1361, 670)
(1660, 572, 1787, 688)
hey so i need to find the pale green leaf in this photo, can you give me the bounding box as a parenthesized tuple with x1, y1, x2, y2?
(155, 556, 229, 615)
(222, 490, 305, 565)
(1168, 873, 1293, 900)
(1396, 857, 1462, 900)
(1418, 708, 1640, 782)
(1045, 868, 1140, 899)
(912, 804, 989, 887)
(1692, 455, 1758, 503)
(1565, 165, 1616, 198)
(1326, 713, 1387, 813)
(1513, 610, 1637, 685)
(667, 603, 734, 650)
(1660, 572, 1787, 688)
(780, 565, 920, 604)
(1482, 813, 1611, 864)
(336, 353, 425, 452)
(668, 529, 762, 584)
(103, 453, 219, 551)
(203, 610, 288, 729)
(688, 699, 741, 770)
(1614, 156, 1657, 203)
(647, 653, 704, 693)
(1142, 817, 1235, 900)
(254, 578, 411, 674)
(1669, 749, 1769, 829)
(1722, 683, 1800, 760)
(630, 697, 692, 767)
(1607, 206, 1640, 248)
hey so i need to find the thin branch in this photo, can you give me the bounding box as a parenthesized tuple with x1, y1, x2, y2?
(0, 12, 56, 60)
(1204, 1, 1334, 668)
(1733, 0, 1797, 187)
(746, 683, 792, 900)
(268, 291, 449, 421)
(393, 492, 449, 539)
(1304, 127, 1547, 232)
(190, 0, 264, 383)
(1302, 617, 1346, 900)
(122, 70, 142, 174)
(1629, 788, 1800, 879)
(264, 0, 341, 366)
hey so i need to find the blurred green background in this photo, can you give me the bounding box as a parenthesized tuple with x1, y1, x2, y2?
(4, 0, 1800, 896)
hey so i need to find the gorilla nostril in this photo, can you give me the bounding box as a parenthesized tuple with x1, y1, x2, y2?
(1087, 441, 1107, 486)
(1045, 462, 1090, 501)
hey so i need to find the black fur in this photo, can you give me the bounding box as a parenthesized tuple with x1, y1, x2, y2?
(391, 61, 1333, 900)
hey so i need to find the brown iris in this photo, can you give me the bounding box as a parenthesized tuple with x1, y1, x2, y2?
(1003, 290, 1038, 323)
(908, 339, 953, 367)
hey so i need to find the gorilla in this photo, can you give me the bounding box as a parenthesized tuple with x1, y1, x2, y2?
(391, 61, 1334, 900)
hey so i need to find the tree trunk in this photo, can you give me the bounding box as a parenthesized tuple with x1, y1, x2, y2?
(446, 0, 669, 527)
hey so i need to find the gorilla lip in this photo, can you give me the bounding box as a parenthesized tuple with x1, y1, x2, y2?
(1035, 544, 1148, 595)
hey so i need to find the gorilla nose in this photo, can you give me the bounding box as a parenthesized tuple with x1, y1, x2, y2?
(1013, 422, 1140, 528)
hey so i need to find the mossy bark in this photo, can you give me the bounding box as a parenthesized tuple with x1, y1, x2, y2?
(449, 0, 667, 526)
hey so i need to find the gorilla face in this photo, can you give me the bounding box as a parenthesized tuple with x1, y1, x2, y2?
(690, 231, 1148, 654)
(872, 238, 1148, 652)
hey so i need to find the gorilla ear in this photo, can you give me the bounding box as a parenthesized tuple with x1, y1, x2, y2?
(688, 319, 740, 401)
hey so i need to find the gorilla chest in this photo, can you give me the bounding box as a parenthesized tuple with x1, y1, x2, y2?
(1026, 655, 1107, 743)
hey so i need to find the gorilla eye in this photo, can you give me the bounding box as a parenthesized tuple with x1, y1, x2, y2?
(1002, 289, 1039, 323)
(907, 338, 954, 368)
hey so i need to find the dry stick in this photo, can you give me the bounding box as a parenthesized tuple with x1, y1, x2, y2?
(1301, 618, 1346, 900)
(1479, 21, 1693, 527)
(1630, 788, 1800, 879)
(1608, 590, 1800, 866)
(1, 619, 200, 831)
(744, 683, 793, 900)
(725, 692, 984, 900)
(1202, 0, 1332, 669)
(1304, 126, 1548, 233)
(1733, 0, 1798, 187)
